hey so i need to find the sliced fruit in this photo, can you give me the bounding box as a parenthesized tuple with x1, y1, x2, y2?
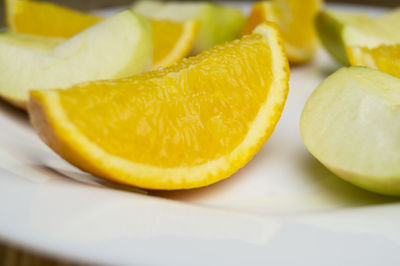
(6, 0, 102, 38)
(132, 0, 245, 54)
(28, 22, 289, 190)
(150, 19, 199, 69)
(316, 8, 400, 65)
(243, 0, 322, 64)
(347, 44, 400, 79)
(6, 0, 199, 68)
(315, 11, 366, 65)
(300, 66, 400, 196)
(0, 10, 152, 109)
(0, 32, 63, 50)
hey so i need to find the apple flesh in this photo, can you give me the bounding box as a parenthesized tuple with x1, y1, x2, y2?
(300, 66, 400, 195)
(0, 10, 152, 109)
(131, 1, 245, 54)
(0, 33, 64, 50)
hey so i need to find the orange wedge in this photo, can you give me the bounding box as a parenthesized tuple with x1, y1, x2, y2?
(243, 0, 322, 63)
(6, 0, 101, 38)
(150, 19, 199, 69)
(347, 44, 400, 79)
(6, 0, 199, 68)
(28, 22, 289, 190)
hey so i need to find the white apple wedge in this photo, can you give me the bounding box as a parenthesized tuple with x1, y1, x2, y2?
(0, 10, 152, 109)
(0, 33, 64, 50)
(301, 67, 400, 196)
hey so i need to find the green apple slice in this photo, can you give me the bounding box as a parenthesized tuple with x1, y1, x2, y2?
(315, 8, 400, 65)
(300, 66, 400, 195)
(315, 11, 370, 65)
(131, 1, 245, 54)
(0, 10, 152, 109)
(0, 33, 64, 50)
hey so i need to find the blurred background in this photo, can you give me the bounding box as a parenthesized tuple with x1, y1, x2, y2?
(0, 0, 399, 15)
(14, 0, 400, 9)
(0, 0, 398, 26)
(0, 0, 398, 27)
(2, 0, 399, 10)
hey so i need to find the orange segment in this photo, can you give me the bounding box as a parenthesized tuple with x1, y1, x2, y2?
(6, 0, 101, 38)
(6, 0, 199, 68)
(347, 44, 400, 79)
(243, 2, 269, 36)
(150, 19, 199, 69)
(28, 23, 289, 190)
(243, 0, 322, 63)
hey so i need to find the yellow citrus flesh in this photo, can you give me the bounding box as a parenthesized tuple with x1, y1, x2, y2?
(243, 0, 322, 63)
(6, 0, 199, 68)
(243, 2, 269, 36)
(6, 0, 102, 38)
(347, 44, 400, 79)
(28, 23, 289, 190)
(150, 19, 199, 69)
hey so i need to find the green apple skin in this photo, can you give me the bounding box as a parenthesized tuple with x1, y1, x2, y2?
(315, 11, 351, 66)
(132, 1, 245, 54)
(192, 3, 245, 54)
(315, 10, 373, 66)
(213, 5, 245, 49)
(0, 10, 152, 109)
(300, 66, 400, 196)
(316, 8, 400, 66)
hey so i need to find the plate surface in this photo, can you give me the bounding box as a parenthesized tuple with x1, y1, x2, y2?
(1, 3, 400, 266)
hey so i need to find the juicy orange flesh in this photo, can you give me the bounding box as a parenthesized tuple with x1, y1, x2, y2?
(12, 0, 101, 38)
(244, 0, 320, 50)
(58, 35, 272, 168)
(360, 45, 400, 79)
(243, 3, 266, 35)
(276, 0, 319, 50)
(151, 20, 185, 65)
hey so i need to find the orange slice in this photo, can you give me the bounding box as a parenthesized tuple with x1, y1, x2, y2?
(150, 19, 199, 69)
(6, 0, 102, 38)
(28, 22, 289, 190)
(243, 0, 322, 63)
(347, 44, 400, 79)
(6, 0, 199, 68)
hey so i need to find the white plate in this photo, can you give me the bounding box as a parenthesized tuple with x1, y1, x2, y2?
(1, 3, 400, 266)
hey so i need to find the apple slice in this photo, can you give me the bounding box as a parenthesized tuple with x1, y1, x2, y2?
(0, 32, 64, 50)
(315, 8, 400, 65)
(0, 10, 152, 109)
(300, 66, 400, 195)
(131, 1, 245, 54)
